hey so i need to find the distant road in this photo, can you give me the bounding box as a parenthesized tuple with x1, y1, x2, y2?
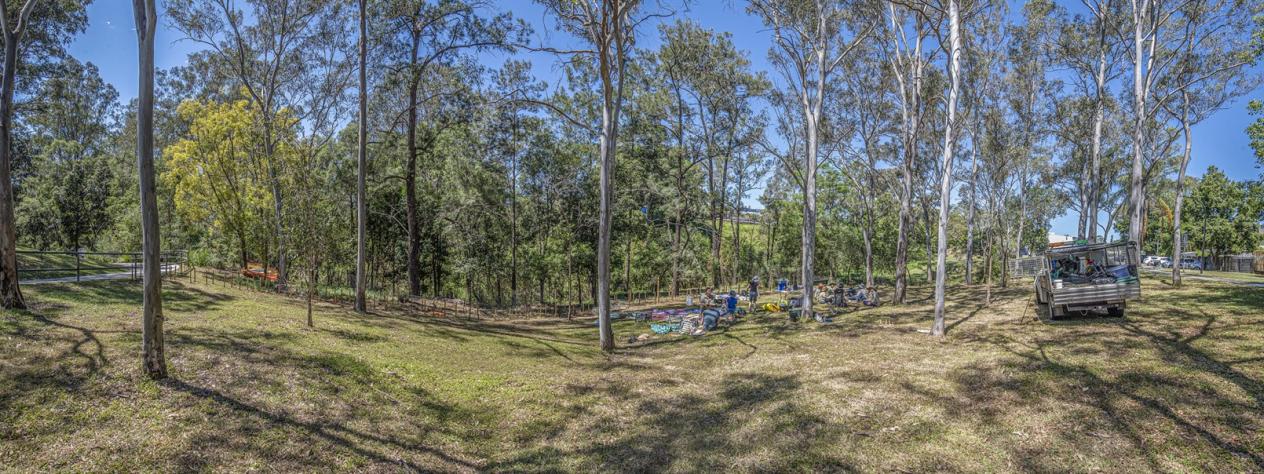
(22, 264, 182, 285)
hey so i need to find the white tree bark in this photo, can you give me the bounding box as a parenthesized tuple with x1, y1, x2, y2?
(1171, 90, 1190, 285)
(0, 0, 34, 310)
(932, 0, 961, 337)
(1127, 0, 1153, 262)
(134, 0, 166, 379)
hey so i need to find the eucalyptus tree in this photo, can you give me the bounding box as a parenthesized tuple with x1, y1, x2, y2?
(133, 0, 166, 379)
(960, 2, 1005, 286)
(749, 0, 871, 319)
(838, 43, 895, 289)
(1054, 0, 1125, 242)
(930, 0, 963, 337)
(533, 0, 658, 351)
(356, 0, 368, 312)
(1003, 0, 1056, 259)
(1162, 0, 1261, 285)
(0, 0, 89, 308)
(881, 0, 932, 304)
(1123, 0, 1195, 256)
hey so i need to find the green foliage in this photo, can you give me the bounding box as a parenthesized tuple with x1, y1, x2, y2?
(1184, 166, 1263, 255)
(1249, 99, 1264, 168)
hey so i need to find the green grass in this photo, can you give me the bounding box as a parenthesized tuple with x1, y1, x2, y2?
(2, 275, 1262, 471)
(1175, 268, 1264, 283)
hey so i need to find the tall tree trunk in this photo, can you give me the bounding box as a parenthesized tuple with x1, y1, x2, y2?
(862, 220, 874, 288)
(271, 172, 285, 288)
(1079, 158, 1090, 238)
(922, 201, 934, 283)
(985, 224, 994, 304)
(0, 0, 34, 310)
(801, 101, 819, 320)
(307, 266, 315, 327)
(964, 125, 978, 285)
(932, 0, 960, 337)
(1014, 171, 1026, 259)
(623, 235, 632, 300)
(1172, 90, 1191, 286)
(134, 0, 166, 379)
(1087, 6, 1109, 243)
(733, 186, 741, 283)
(707, 158, 720, 288)
(354, 0, 368, 313)
(596, 72, 620, 352)
(671, 201, 682, 296)
(510, 121, 519, 307)
(894, 133, 914, 304)
(1127, 0, 1150, 263)
(405, 32, 422, 297)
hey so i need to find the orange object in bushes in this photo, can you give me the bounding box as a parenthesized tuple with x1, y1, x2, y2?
(240, 263, 278, 281)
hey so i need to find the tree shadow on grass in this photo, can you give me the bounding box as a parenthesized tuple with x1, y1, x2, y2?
(490, 371, 855, 472)
(157, 328, 496, 471)
(28, 279, 235, 313)
(160, 377, 484, 472)
(952, 309, 1264, 471)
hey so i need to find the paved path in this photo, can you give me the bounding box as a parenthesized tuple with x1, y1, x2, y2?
(1141, 267, 1264, 288)
(23, 264, 182, 285)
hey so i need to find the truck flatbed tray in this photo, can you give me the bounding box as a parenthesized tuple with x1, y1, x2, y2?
(1051, 281, 1141, 306)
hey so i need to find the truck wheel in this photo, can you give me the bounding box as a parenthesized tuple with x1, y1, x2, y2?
(1107, 306, 1125, 318)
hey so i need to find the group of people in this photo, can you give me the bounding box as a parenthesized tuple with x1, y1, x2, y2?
(701, 277, 760, 316)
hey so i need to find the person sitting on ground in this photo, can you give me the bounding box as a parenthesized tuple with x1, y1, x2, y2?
(703, 287, 714, 308)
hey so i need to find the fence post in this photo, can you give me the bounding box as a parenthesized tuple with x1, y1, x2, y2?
(75, 251, 81, 282)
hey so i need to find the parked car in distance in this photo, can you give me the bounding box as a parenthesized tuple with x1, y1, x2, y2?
(1142, 255, 1162, 266)
(1157, 257, 1173, 268)
(1180, 258, 1203, 270)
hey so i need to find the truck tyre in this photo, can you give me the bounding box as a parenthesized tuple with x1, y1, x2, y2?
(1107, 306, 1125, 318)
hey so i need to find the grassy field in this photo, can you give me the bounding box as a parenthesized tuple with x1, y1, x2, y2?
(1174, 268, 1264, 283)
(2, 275, 1262, 472)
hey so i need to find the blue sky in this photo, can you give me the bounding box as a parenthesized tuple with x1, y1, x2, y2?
(70, 0, 1262, 238)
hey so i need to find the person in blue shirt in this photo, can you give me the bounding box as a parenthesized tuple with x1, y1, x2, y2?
(726, 290, 738, 317)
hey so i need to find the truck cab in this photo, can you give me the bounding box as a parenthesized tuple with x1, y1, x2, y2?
(1033, 241, 1141, 319)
